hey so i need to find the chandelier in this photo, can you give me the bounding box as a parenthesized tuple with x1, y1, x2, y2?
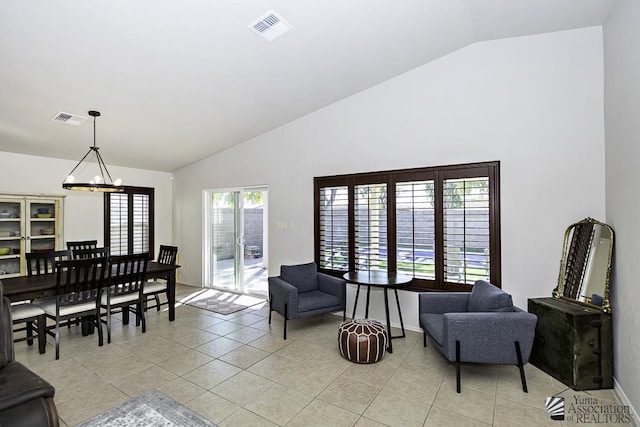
(62, 110, 123, 192)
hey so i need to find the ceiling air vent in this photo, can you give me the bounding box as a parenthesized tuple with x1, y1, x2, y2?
(51, 112, 87, 126)
(249, 10, 292, 42)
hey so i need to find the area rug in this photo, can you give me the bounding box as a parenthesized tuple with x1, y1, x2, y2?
(180, 289, 265, 315)
(76, 390, 216, 427)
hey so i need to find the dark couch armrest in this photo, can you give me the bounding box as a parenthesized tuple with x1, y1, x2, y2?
(0, 362, 55, 412)
(268, 277, 298, 318)
(1, 294, 14, 366)
(419, 292, 469, 315)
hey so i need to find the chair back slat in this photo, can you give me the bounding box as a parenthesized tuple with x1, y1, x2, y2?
(26, 249, 72, 276)
(54, 257, 107, 306)
(73, 247, 110, 260)
(108, 253, 148, 296)
(67, 240, 98, 259)
(157, 245, 178, 265)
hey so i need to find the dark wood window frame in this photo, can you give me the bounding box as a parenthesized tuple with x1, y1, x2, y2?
(104, 186, 155, 259)
(314, 161, 501, 292)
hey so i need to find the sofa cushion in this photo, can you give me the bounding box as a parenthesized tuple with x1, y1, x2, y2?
(298, 290, 341, 312)
(281, 262, 319, 294)
(420, 313, 444, 346)
(467, 280, 513, 312)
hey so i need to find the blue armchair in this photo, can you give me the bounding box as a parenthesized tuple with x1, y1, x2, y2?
(268, 262, 346, 339)
(419, 280, 537, 393)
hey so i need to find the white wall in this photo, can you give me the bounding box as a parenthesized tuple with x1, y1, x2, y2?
(604, 0, 640, 416)
(0, 151, 173, 253)
(174, 26, 606, 331)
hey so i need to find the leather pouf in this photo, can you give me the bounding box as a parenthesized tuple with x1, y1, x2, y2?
(338, 319, 387, 363)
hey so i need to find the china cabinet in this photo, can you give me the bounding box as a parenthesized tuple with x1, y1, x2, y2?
(0, 194, 64, 278)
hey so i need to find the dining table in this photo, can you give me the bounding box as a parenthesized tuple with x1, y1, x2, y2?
(0, 261, 180, 321)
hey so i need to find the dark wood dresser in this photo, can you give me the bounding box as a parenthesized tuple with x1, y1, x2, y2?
(528, 297, 613, 390)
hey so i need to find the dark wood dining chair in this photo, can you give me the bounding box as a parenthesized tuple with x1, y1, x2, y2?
(11, 250, 72, 354)
(143, 245, 178, 312)
(66, 240, 98, 259)
(26, 250, 73, 276)
(100, 253, 149, 343)
(39, 257, 107, 359)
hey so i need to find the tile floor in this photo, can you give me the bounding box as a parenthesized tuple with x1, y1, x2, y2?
(13, 284, 633, 426)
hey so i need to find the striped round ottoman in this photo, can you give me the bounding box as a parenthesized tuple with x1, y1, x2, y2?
(338, 319, 387, 363)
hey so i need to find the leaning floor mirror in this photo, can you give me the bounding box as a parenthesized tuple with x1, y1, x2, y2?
(553, 217, 614, 313)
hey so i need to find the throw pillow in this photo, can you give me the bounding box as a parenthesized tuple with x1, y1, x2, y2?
(467, 280, 513, 312)
(281, 262, 319, 293)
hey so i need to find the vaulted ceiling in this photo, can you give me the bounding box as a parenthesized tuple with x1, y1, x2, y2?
(0, 0, 614, 172)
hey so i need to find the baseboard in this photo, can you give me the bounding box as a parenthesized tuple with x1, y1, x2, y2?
(614, 377, 639, 424)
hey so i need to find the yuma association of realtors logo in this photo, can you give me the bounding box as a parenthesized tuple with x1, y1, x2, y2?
(545, 395, 634, 424)
(545, 397, 565, 421)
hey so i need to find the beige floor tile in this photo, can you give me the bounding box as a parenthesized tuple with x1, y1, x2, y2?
(111, 364, 178, 397)
(156, 348, 215, 375)
(195, 335, 245, 358)
(219, 408, 278, 426)
(441, 364, 499, 395)
(219, 344, 270, 369)
(340, 359, 398, 388)
(224, 326, 268, 344)
(245, 383, 313, 425)
(287, 399, 360, 427)
(383, 365, 442, 404)
(167, 328, 220, 348)
(74, 348, 154, 383)
(212, 370, 276, 406)
(318, 376, 382, 415)
(154, 376, 207, 404)
(496, 370, 568, 409)
(424, 406, 490, 427)
(247, 353, 302, 382)
(363, 389, 430, 427)
(432, 385, 495, 424)
(56, 382, 129, 426)
(307, 348, 352, 377)
(185, 391, 241, 424)
(354, 416, 389, 426)
(275, 339, 331, 363)
(117, 333, 190, 363)
(247, 332, 290, 352)
(182, 359, 243, 390)
(230, 312, 265, 326)
(494, 397, 559, 427)
(204, 320, 246, 336)
(53, 371, 111, 405)
(279, 365, 341, 397)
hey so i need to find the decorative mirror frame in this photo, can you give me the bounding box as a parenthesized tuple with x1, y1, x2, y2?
(553, 217, 614, 313)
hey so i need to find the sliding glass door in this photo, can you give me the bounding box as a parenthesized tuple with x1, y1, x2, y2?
(204, 188, 268, 296)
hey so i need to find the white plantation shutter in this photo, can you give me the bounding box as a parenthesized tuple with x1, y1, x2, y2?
(132, 194, 150, 254)
(355, 183, 387, 272)
(109, 193, 128, 256)
(396, 180, 435, 279)
(443, 177, 490, 284)
(318, 186, 349, 270)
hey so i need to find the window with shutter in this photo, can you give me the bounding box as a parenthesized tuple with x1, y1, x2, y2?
(318, 186, 349, 270)
(314, 161, 500, 291)
(105, 186, 154, 258)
